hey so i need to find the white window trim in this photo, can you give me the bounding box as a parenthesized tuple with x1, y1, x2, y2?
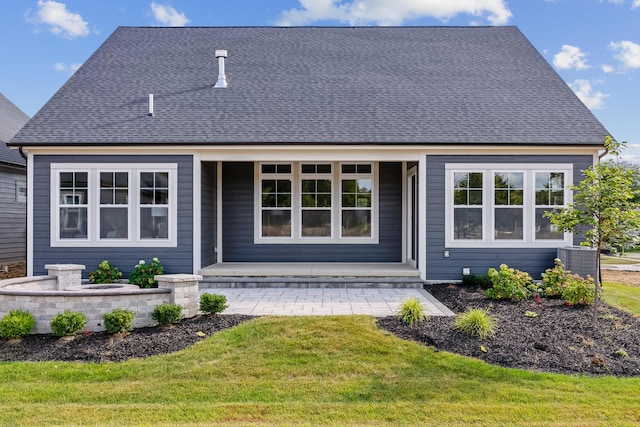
(445, 163, 573, 248)
(254, 162, 379, 244)
(300, 163, 334, 239)
(50, 163, 178, 248)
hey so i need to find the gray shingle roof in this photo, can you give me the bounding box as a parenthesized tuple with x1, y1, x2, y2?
(0, 93, 29, 166)
(11, 26, 608, 147)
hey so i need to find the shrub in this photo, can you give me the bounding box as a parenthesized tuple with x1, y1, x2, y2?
(88, 260, 122, 284)
(151, 303, 182, 326)
(540, 258, 571, 298)
(129, 257, 165, 288)
(455, 308, 497, 339)
(50, 310, 87, 337)
(397, 297, 428, 326)
(486, 264, 534, 301)
(562, 275, 596, 306)
(103, 309, 135, 334)
(0, 309, 36, 339)
(461, 274, 493, 290)
(200, 293, 228, 315)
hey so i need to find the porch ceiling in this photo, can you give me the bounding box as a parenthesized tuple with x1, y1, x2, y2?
(199, 263, 419, 277)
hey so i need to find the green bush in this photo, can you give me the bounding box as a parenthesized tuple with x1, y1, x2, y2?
(50, 310, 87, 337)
(200, 293, 228, 315)
(540, 258, 571, 298)
(129, 257, 165, 288)
(455, 308, 497, 339)
(0, 309, 36, 339)
(103, 309, 135, 334)
(151, 303, 182, 326)
(486, 264, 534, 302)
(88, 260, 122, 284)
(562, 275, 596, 306)
(397, 297, 428, 326)
(461, 274, 493, 290)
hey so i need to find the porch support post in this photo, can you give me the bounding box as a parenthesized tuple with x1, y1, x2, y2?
(193, 154, 202, 274)
(418, 155, 427, 281)
(216, 161, 223, 263)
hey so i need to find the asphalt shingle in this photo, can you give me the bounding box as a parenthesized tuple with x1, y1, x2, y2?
(0, 93, 29, 166)
(10, 26, 609, 147)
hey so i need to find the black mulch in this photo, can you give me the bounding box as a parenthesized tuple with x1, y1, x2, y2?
(378, 284, 640, 376)
(0, 315, 254, 363)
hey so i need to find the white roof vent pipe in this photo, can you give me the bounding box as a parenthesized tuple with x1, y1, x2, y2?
(148, 93, 154, 117)
(214, 50, 228, 88)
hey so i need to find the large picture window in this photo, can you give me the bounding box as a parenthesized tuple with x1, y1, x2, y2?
(51, 163, 177, 247)
(446, 164, 571, 248)
(256, 162, 377, 243)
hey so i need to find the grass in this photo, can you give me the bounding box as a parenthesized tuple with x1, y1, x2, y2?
(1, 315, 640, 426)
(600, 254, 640, 265)
(603, 281, 640, 315)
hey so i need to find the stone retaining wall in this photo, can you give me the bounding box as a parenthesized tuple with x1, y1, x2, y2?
(0, 264, 201, 334)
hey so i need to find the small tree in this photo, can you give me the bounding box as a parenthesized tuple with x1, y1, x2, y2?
(545, 137, 640, 325)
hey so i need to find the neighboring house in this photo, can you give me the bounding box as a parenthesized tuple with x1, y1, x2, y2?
(0, 93, 29, 265)
(10, 26, 609, 282)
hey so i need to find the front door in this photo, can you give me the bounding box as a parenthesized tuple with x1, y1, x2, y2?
(407, 168, 418, 268)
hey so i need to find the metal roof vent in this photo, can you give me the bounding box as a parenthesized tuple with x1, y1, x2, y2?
(148, 94, 154, 117)
(214, 50, 228, 88)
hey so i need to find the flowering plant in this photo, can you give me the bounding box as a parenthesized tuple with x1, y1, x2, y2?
(128, 257, 164, 288)
(88, 260, 122, 284)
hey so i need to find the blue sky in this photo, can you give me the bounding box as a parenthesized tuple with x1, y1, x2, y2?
(1, 1, 639, 159)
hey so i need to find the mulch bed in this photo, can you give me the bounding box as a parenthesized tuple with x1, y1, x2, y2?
(0, 315, 254, 363)
(378, 284, 640, 376)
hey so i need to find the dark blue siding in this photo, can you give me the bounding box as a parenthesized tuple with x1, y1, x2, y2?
(425, 155, 593, 281)
(222, 162, 402, 262)
(201, 162, 217, 267)
(32, 155, 194, 277)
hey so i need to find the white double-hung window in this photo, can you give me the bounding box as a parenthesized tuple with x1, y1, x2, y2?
(51, 163, 177, 247)
(256, 162, 377, 243)
(446, 163, 571, 248)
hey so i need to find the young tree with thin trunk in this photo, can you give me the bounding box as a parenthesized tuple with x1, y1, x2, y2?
(545, 137, 640, 326)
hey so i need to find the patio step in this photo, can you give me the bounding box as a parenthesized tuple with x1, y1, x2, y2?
(199, 276, 426, 289)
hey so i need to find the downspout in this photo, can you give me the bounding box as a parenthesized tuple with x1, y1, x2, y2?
(598, 147, 609, 160)
(19, 146, 27, 161)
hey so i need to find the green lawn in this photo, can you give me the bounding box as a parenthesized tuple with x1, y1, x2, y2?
(1, 315, 639, 426)
(603, 282, 640, 315)
(600, 254, 640, 265)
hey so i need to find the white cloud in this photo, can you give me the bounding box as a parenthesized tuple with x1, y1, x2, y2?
(633, 0, 640, 8)
(553, 45, 589, 70)
(150, 2, 190, 26)
(610, 40, 640, 69)
(601, 64, 615, 73)
(27, 0, 89, 39)
(277, 0, 512, 26)
(53, 62, 82, 74)
(569, 79, 608, 110)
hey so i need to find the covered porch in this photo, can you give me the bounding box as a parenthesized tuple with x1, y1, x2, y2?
(196, 151, 427, 281)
